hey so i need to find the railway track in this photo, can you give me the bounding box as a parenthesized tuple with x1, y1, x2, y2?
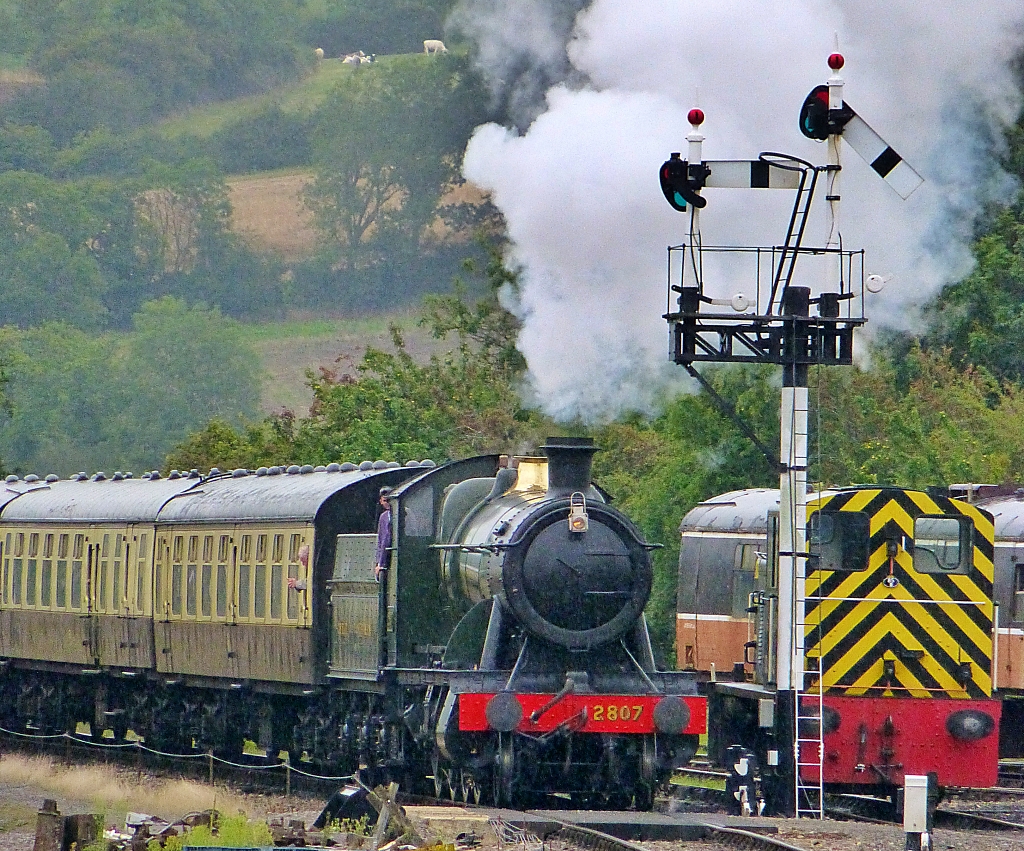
(540, 815, 813, 851)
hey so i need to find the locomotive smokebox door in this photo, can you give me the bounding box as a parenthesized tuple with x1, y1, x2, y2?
(329, 534, 380, 679)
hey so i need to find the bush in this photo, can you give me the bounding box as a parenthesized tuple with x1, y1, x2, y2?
(211, 106, 313, 174)
(161, 813, 274, 851)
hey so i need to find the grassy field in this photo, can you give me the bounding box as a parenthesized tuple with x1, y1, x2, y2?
(243, 311, 446, 415)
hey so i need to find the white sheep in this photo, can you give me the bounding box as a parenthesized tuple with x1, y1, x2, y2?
(423, 39, 447, 55)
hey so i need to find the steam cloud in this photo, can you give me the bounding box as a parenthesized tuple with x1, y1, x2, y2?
(454, 0, 1024, 422)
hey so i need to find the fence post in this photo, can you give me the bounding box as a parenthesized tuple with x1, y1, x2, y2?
(208, 749, 214, 786)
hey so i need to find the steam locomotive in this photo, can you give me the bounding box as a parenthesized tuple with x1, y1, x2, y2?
(0, 438, 701, 808)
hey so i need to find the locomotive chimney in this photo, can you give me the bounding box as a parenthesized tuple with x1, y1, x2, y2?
(542, 436, 598, 497)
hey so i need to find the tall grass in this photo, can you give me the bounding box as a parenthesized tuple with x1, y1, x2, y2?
(0, 755, 253, 821)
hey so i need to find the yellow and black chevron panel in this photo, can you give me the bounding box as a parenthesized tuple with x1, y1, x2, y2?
(804, 487, 994, 700)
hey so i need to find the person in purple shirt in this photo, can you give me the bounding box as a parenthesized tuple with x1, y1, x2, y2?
(374, 487, 392, 581)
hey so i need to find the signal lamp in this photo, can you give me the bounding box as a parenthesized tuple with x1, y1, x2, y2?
(659, 153, 709, 211)
(799, 84, 854, 141)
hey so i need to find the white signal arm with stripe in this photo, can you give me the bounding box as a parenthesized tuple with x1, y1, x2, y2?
(840, 112, 924, 200)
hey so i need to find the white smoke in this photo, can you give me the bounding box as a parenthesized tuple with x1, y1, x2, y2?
(457, 0, 1024, 421)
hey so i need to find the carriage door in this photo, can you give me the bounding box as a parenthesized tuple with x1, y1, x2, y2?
(81, 531, 99, 663)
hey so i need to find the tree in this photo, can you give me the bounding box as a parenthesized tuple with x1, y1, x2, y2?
(302, 54, 491, 271)
(165, 245, 542, 470)
(0, 299, 262, 476)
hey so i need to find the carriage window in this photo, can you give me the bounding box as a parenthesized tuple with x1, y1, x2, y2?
(289, 534, 302, 562)
(808, 511, 870, 572)
(254, 564, 266, 618)
(26, 556, 36, 606)
(201, 564, 212, 617)
(137, 534, 148, 610)
(113, 533, 123, 606)
(172, 564, 182, 616)
(41, 559, 51, 607)
(287, 563, 299, 620)
(70, 561, 82, 610)
(273, 534, 283, 564)
(42, 535, 53, 608)
(216, 564, 227, 618)
(56, 558, 67, 608)
(218, 535, 230, 563)
(186, 563, 197, 617)
(1014, 562, 1024, 622)
(29, 533, 39, 558)
(271, 564, 283, 620)
(240, 535, 251, 563)
(12, 557, 22, 604)
(14, 533, 23, 557)
(99, 535, 109, 612)
(913, 516, 971, 574)
(238, 564, 251, 618)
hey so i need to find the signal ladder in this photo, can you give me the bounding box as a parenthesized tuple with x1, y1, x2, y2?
(794, 598, 824, 818)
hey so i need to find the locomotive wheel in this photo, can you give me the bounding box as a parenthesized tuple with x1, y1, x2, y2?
(492, 733, 515, 807)
(431, 750, 443, 797)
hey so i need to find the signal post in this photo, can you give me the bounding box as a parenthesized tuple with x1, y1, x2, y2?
(660, 51, 920, 816)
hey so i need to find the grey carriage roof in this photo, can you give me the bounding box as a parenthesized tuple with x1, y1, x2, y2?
(679, 488, 781, 535)
(0, 476, 200, 523)
(976, 493, 1024, 542)
(0, 464, 433, 525)
(157, 467, 397, 523)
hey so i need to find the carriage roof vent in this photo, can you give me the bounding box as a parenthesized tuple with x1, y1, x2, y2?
(232, 468, 248, 478)
(340, 462, 358, 472)
(326, 463, 342, 472)
(300, 464, 314, 474)
(45, 474, 58, 483)
(92, 472, 106, 481)
(24, 474, 38, 483)
(359, 461, 373, 471)
(419, 459, 436, 467)
(150, 470, 161, 479)
(5, 474, 18, 483)
(385, 461, 400, 469)
(287, 465, 301, 474)
(268, 466, 283, 475)
(255, 467, 269, 476)
(169, 470, 181, 480)
(314, 465, 327, 473)
(373, 460, 388, 470)
(112, 472, 124, 481)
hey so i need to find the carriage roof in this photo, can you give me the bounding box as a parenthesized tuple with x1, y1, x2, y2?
(0, 464, 432, 525)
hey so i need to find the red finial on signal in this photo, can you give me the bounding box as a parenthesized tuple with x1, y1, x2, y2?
(828, 52, 844, 70)
(688, 108, 705, 126)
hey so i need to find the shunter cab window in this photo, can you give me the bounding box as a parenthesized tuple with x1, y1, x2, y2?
(913, 516, 972, 575)
(808, 511, 870, 572)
